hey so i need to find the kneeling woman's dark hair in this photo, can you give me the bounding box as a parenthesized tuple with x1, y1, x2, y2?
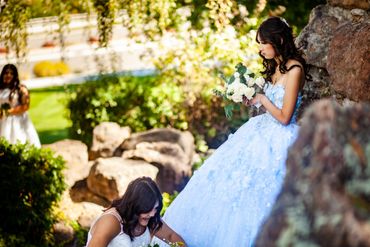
(109, 177, 163, 240)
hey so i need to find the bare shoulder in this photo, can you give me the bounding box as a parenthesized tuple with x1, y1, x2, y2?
(87, 213, 122, 246)
(286, 59, 303, 67)
(285, 60, 304, 90)
(91, 213, 121, 236)
(286, 59, 303, 71)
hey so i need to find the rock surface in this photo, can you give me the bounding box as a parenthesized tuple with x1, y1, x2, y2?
(255, 100, 370, 246)
(328, 0, 370, 10)
(43, 139, 89, 187)
(327, 21, 370, 101)
(117, 128, 194, 193)
(296, 3, 369, 104)
(89, 122, 131, 160)
(86, 157, 159, 201)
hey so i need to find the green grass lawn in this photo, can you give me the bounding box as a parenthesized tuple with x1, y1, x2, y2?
(29, 86, 72, 144)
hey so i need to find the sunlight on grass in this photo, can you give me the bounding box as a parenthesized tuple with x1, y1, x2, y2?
(29, 86, 72, 144)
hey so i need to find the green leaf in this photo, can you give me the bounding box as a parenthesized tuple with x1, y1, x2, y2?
(229, 75, 235, 84)
(220, 73, 228, 83)
(224, 104, 234, 119)
(212, 89, 224, 97)
(240, 76, 247, 85)
(237, 63, 247, 75)
(235, 62, 243, 70)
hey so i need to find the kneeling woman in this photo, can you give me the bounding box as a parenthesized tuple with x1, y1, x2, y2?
(86, 177, 186, 247)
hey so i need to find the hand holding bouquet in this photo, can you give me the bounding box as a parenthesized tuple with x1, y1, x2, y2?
(213, 63, 266, 119)
(0, 103, 11, 117)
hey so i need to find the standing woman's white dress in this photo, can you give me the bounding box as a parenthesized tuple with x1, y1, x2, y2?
(0, 88, 41, 147)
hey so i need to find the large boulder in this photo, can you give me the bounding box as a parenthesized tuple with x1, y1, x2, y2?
(53, 221, 74, 246)
(296, 5, 352, 68)
(58, 190, 104, 229)
(328, 0, 370, 10)
(327, 21, 370, 101)
(86, 157, 158, 201)
(69, 178, 111, 207)
(296, 3, 369, 106)
(116, 128, 195, 193)
(116, 128, 194, 160)
(89, 122, 131, 160)
(43, 139, 89, 187)
(122, 141, 192, 193)
(255, 100, 370, 246)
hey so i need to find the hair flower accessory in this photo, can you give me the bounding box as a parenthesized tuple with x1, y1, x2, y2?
(280, 17, 290, 27)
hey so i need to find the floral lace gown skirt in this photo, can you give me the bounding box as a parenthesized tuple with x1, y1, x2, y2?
(153, 84, 300, 247)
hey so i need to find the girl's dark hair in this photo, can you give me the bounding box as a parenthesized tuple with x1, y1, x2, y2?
(256, 17, 310, 88)
(109, 177, 163, 240)
(0, 64, 24, 104)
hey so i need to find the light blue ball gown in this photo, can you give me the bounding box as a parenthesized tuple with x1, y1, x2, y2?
(155, 83, 302, 247)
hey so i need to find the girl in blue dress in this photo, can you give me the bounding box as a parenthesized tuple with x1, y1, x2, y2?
(154, 16, 310, 247)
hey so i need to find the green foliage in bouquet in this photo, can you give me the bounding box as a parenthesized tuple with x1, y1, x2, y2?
(214, 63, 265, 119)
(0, 138, 66, 246)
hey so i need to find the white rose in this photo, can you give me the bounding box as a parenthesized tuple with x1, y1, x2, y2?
(255, 77, 265, 88)
(234, 77, 240, 84)
(226, 82, 236, 99)
(243, 87, 255, 100)
(247, 78, 255, 87)
(226, 82, 239, 103)
(236, 82, 249, 93)
(231, 93, 243, 103)
(230, 83, 249, 103)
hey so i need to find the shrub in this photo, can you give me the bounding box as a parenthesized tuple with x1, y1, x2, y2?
(67, 75, 188, 145)
(161, 192, 179, 216)
(150, 24, 260, 147)
(0, 138, 66, 247)
(33, 61, 70, 77)
(67, 72, 250, 148)
(54, 61, 70, 75)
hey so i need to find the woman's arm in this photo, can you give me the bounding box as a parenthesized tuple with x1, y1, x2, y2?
(154, 221, 187, 246)
(8, 86, 30, 115)
(87, 214, 121, 247)
(250, 66, 302, 125)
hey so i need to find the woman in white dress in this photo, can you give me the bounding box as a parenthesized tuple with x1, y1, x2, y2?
(86, 177, 187, 247)
(0, 64, 40, 147)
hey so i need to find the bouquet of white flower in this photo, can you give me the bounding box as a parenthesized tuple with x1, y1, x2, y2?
(214, 63, 266, 119)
